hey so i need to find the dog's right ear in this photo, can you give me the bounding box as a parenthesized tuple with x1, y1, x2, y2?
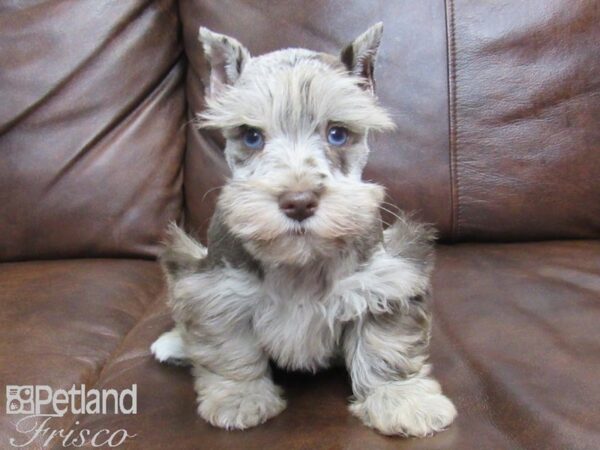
(198, 27, 251, 98)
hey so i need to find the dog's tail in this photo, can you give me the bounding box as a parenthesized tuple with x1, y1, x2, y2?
(159, 223, 207, 280)
(383, 211, 437, 274)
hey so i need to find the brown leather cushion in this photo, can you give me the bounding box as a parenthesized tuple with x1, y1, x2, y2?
(52, 241, 600, 449)
(0, 259, 165, 444)
(181, 0, 600, 243)
(0, 0, 185, 261)
(447, 0, 600, 241)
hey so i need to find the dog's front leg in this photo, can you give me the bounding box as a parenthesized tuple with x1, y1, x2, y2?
(343, 300, 456, 437)
(165, 265, 286, 430)
(186, 317, 286, 430)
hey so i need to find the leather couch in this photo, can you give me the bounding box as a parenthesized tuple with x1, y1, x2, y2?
(1, 1, 598, 449)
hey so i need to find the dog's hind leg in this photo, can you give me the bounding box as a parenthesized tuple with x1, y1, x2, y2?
(151, 326, 190, 366)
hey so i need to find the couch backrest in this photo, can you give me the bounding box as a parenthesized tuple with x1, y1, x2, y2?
(1, 1, 598, 259)
(0, 0, 185, 261)
(446, 0, 600, 241)
(182, 0, 600, 242)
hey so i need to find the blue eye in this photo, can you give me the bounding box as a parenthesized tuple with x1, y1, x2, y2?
(327, 126, 349, 146)
(242, 127, 264, 150)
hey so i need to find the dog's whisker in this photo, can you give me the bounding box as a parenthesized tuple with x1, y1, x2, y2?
(378, 205, 406, 223)
(201, 185, 226, 203)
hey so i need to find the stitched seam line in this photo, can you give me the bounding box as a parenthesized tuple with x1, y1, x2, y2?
(445, 0, 460, 241)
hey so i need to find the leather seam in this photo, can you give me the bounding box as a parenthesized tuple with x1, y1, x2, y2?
(445, 0, 460, 241)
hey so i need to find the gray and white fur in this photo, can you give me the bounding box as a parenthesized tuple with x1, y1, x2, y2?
(151, 23, 456, 437)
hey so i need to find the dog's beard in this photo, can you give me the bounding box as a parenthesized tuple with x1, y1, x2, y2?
(218, 178, 384, 266)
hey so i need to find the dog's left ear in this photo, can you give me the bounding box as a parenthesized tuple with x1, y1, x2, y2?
(198, 27, 251, 98)
(340, 22, 384, 93)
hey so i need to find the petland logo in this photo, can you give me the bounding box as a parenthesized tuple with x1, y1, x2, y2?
(5, 384, 137, 447)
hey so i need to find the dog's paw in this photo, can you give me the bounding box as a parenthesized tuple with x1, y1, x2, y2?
(150, 328, 190, 365)
(350, 376, 457, 437)
(196, 376, 286, 430)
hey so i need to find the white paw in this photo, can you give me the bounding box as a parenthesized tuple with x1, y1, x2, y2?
(150, 328, 189, 365)
(350, 376, 457, 437)
(196, 376, 286, 430)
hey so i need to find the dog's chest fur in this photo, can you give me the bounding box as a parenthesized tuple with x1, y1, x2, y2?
(202, 212, 382, 372)
(252, 255, 359, 372)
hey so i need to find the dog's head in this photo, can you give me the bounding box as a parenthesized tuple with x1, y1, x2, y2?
(198, 24, 394, 266)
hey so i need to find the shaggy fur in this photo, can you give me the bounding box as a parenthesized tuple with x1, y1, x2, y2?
(151, 23, 456, 437)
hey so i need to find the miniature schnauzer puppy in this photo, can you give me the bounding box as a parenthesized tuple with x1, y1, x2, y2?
(151, 23, 456, 437)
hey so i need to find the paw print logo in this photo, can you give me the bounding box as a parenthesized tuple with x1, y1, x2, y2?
(6, 386, 34, 415)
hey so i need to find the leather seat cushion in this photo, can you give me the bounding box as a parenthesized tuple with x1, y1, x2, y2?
(40, 241, 600, 449)
(0, 259, 165, 444)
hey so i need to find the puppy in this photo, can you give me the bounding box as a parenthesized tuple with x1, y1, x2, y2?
(151, 23, 456, 437)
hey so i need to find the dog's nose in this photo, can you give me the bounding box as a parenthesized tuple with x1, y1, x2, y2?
(279, 191, 319, 222)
